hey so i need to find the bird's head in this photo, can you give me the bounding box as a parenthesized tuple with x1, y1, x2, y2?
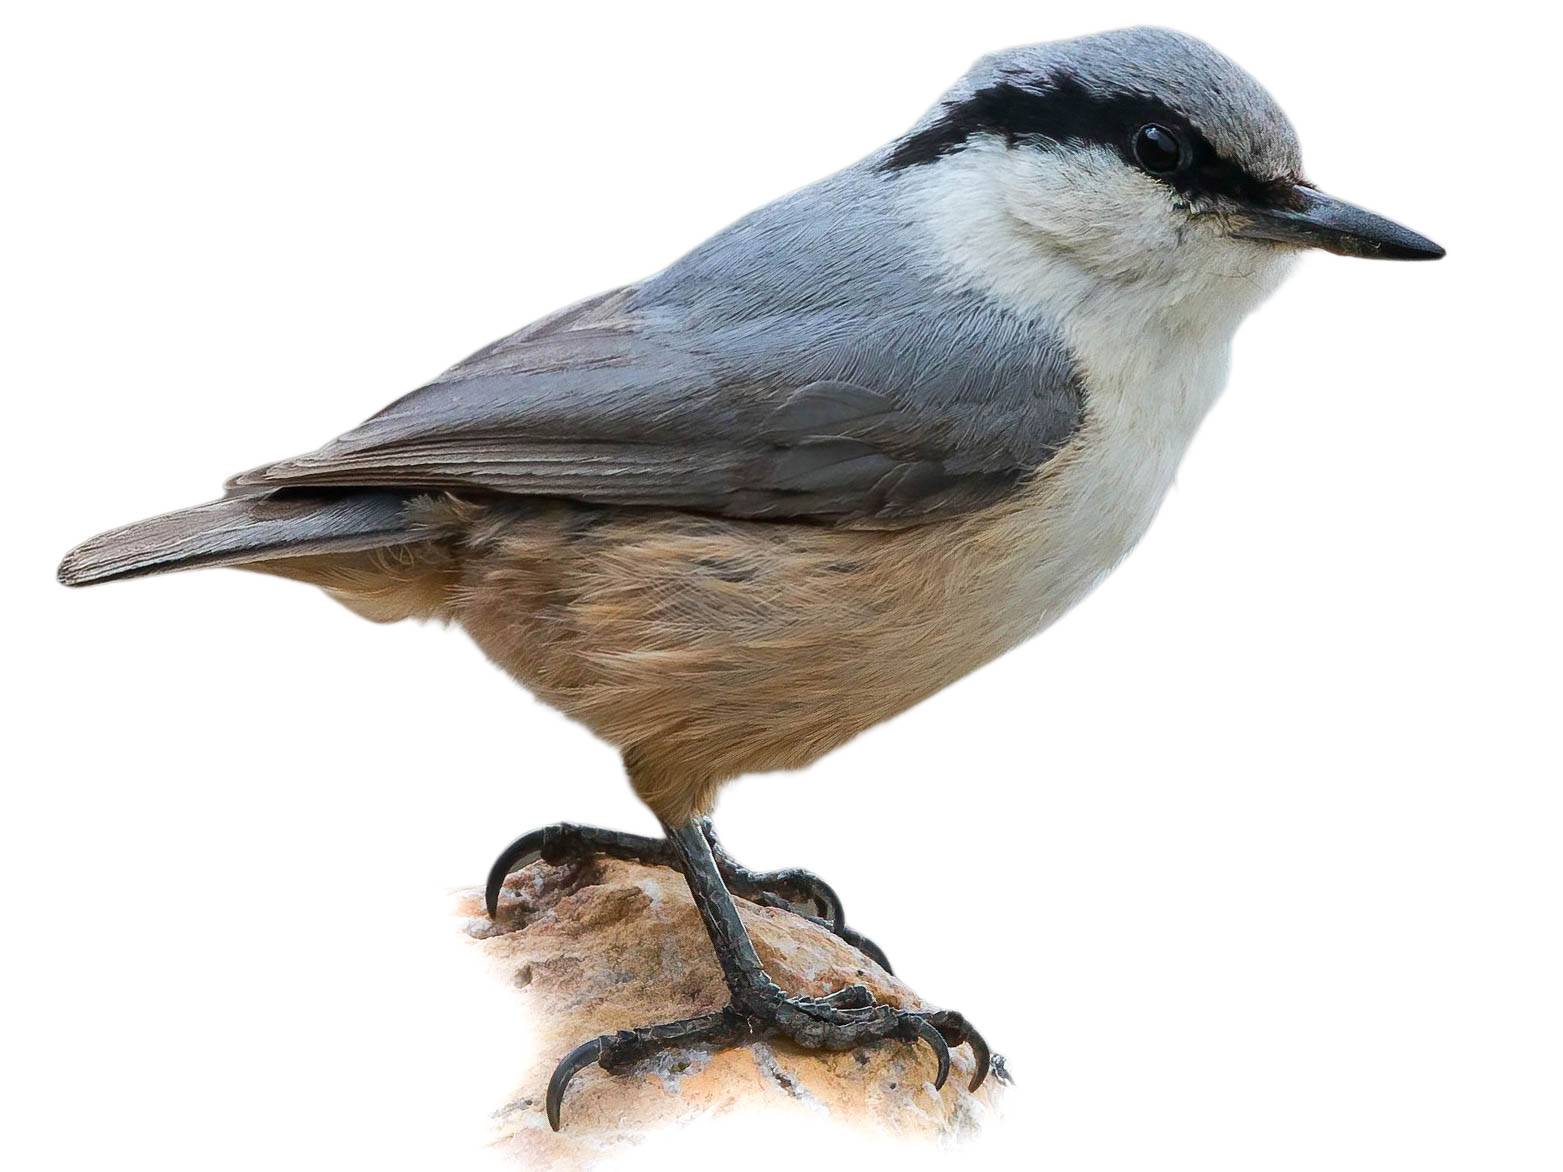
(882, 28, 1442, 329)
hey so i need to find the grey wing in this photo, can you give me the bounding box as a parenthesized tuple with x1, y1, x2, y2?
(232, 286, 1084, 526)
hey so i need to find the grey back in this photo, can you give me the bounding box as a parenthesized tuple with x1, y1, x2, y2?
(235, 160, 1085, 525)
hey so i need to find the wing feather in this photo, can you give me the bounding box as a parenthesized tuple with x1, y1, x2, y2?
(232, 284, 1084, 526)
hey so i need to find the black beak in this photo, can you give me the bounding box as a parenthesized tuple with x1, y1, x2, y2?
(1229, 184, 1444, 261)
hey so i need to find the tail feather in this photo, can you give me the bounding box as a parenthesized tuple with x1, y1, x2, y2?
(58, 491, 433, 587)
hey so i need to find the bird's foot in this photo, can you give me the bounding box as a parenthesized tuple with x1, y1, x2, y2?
(485, 820, 893, 971)
(545, 981, 991, 1130)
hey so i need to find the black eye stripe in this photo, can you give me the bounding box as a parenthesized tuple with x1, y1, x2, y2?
(880, 73, 1283, 207)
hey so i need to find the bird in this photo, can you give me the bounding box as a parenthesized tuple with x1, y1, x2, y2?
(59, 26, 1442, 1129)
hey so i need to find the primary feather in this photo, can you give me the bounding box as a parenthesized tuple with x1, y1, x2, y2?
(57, 491, 430, 586)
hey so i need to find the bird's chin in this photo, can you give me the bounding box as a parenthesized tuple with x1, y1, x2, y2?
(1219, 234, 1304, 278)
(1122, 232, 1298, 330)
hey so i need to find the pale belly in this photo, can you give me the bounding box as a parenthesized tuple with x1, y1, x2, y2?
(453, 374, 1204, 822)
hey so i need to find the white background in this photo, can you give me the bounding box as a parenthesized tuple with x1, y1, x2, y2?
(4, 3, 1558, 1170)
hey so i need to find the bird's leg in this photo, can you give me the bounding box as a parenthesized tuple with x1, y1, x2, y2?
(484, 818, 892, 970)
(541, 819, 991, 1131)
(695, 818, 894, 972)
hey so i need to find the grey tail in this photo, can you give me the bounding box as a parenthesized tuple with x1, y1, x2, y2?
(58, 491, 438, 587)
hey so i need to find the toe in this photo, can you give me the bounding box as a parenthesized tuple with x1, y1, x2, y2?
(816, 984, 876, 1010)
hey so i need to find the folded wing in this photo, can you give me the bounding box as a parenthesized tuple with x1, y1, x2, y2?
(232, 285, 1084, 527)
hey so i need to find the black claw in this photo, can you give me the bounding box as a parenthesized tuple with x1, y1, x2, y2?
(836, 925, 894, 974)
(919, 1010, 992, 1092)
(964, 1027, 991, 1092)
(485, 829, 550, 918)
(546, 1036, 606, 1132)
(786, 872, 845, 933)
(902, 1014, 951, 1091)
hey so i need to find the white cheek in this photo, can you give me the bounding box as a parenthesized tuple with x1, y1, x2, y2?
(993, 145, 1183, 276)
(895, 138, 1297, 338)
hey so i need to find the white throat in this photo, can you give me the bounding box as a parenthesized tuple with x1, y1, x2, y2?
(894, 141, 1297, 630)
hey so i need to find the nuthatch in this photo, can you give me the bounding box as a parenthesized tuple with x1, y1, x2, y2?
(60, 27, 1442, 1127)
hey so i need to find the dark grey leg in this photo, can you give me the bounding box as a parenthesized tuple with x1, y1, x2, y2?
(699, 818, 845, 929)
(539, 818, 991, 1131)
(484, 819, 893, 971)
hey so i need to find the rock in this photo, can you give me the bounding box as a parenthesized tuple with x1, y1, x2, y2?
(460, 856, 1001, 1168)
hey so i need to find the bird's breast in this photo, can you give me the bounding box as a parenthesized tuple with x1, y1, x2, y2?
(972, 321, 1233, 648)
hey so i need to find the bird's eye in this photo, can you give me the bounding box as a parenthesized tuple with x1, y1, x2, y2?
(1132, 124, 1183, 174)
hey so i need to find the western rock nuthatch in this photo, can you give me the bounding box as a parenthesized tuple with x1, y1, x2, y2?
(60, 27, 1443, 1128)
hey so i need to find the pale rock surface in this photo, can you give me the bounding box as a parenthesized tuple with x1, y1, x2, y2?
(461, 856, 1001, 1168)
